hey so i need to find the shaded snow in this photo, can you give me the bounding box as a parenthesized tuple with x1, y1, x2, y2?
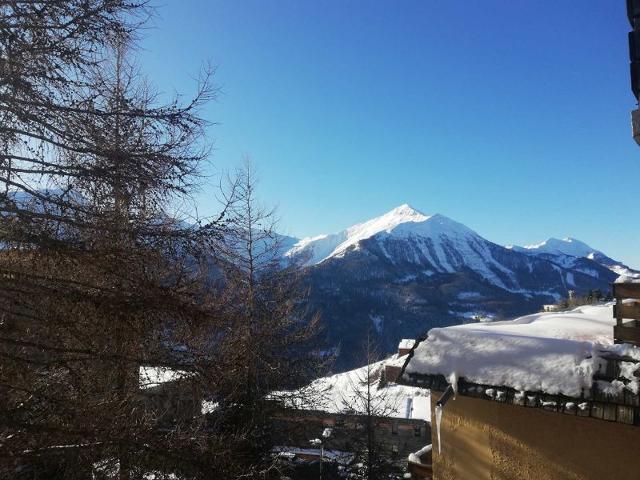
(370, 314, 384, 334)
(512, 238, 640, 280)
(457, 291, 484, 300)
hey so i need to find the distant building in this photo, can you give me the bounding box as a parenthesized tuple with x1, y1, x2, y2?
(274, 340, 431, 475)
(398, 338, 416, 357)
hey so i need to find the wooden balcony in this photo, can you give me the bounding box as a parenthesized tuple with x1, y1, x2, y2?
(613, 283, 640, 346)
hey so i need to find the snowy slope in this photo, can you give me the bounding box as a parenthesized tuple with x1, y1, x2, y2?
(286, 205, 631, 295)
(286, 204, 429, 265)
(288, 205, 634, 372)
(290, 355, 430, 421)
(405, 304, 640, 397)
(508, 237, 640, 281)
(512, 237, 600, 258)
(286, 205, 524, 291)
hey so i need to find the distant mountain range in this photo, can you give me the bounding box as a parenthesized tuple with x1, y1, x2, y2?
(283, 205, 639, 371)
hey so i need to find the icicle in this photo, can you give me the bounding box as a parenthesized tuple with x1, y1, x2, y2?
(435, 404, 443, 454)
(448, 372, 458, 397)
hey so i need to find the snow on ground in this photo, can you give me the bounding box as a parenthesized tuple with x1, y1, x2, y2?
(405, 304, 640, 398)
(273, 446, 354, 465)
(292, 355, 430, 421)
(139, 366, 191, 389)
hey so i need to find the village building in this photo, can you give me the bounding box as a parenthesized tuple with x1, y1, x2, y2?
(272, 340, 432, 476)
(542, 304, 561, 312)
(396, 282, 640, 480)
(136, 340, 434, 477)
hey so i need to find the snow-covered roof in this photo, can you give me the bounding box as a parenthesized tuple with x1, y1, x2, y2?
(615, 273, 640, 284)
(290, 355, 430, 421)
(404, 304, 640, 398)
(398, 339, 415, 350)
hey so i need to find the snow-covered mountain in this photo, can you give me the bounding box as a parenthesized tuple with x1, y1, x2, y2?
(507, 237, 639, 281)
(287, 205, 638, 371)
(510, 237, 603, 258)
(286, 204, 434, 265)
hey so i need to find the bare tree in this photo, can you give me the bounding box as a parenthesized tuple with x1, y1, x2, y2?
(0, 4, 325, 479)
(0, 5, 236, 479)
(340, 332, 400, 480)
(211, 162, 325, 477)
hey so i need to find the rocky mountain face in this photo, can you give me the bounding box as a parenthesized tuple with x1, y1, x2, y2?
(284, 205, 638, 372)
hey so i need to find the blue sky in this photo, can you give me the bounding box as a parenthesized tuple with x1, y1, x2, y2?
(140, 1, 640, 267)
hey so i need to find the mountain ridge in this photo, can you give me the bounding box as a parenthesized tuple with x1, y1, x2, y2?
(286, 205, 639, 371)
(286, 204, 637, 278)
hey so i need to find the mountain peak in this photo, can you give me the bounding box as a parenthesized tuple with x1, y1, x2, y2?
(387, 203, 425, 216)
(286, 205, 482, 266)
(380, 204, 428, 224)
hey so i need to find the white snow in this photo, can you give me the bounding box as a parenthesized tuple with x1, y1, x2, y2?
(615, 269, 640, 283)
(285, 204, 521, 291)
(286, 205, 640, 297)
(405, 304, 640, 398)
(520, 237, 598, 258)
(272, 446, 355, 465)
(285, 204, 428, 265)
(288, 355, 430, 421)
(398, 339, 415, 350)
(139, 366, 191, 389)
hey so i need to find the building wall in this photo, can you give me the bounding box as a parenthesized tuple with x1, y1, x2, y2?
(430, 393, 640, 480)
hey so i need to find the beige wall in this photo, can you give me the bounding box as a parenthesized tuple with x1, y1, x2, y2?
(430, 393, 640, 480)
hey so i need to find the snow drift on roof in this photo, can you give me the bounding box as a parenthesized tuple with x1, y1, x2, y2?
(404, 304, 640, 398)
